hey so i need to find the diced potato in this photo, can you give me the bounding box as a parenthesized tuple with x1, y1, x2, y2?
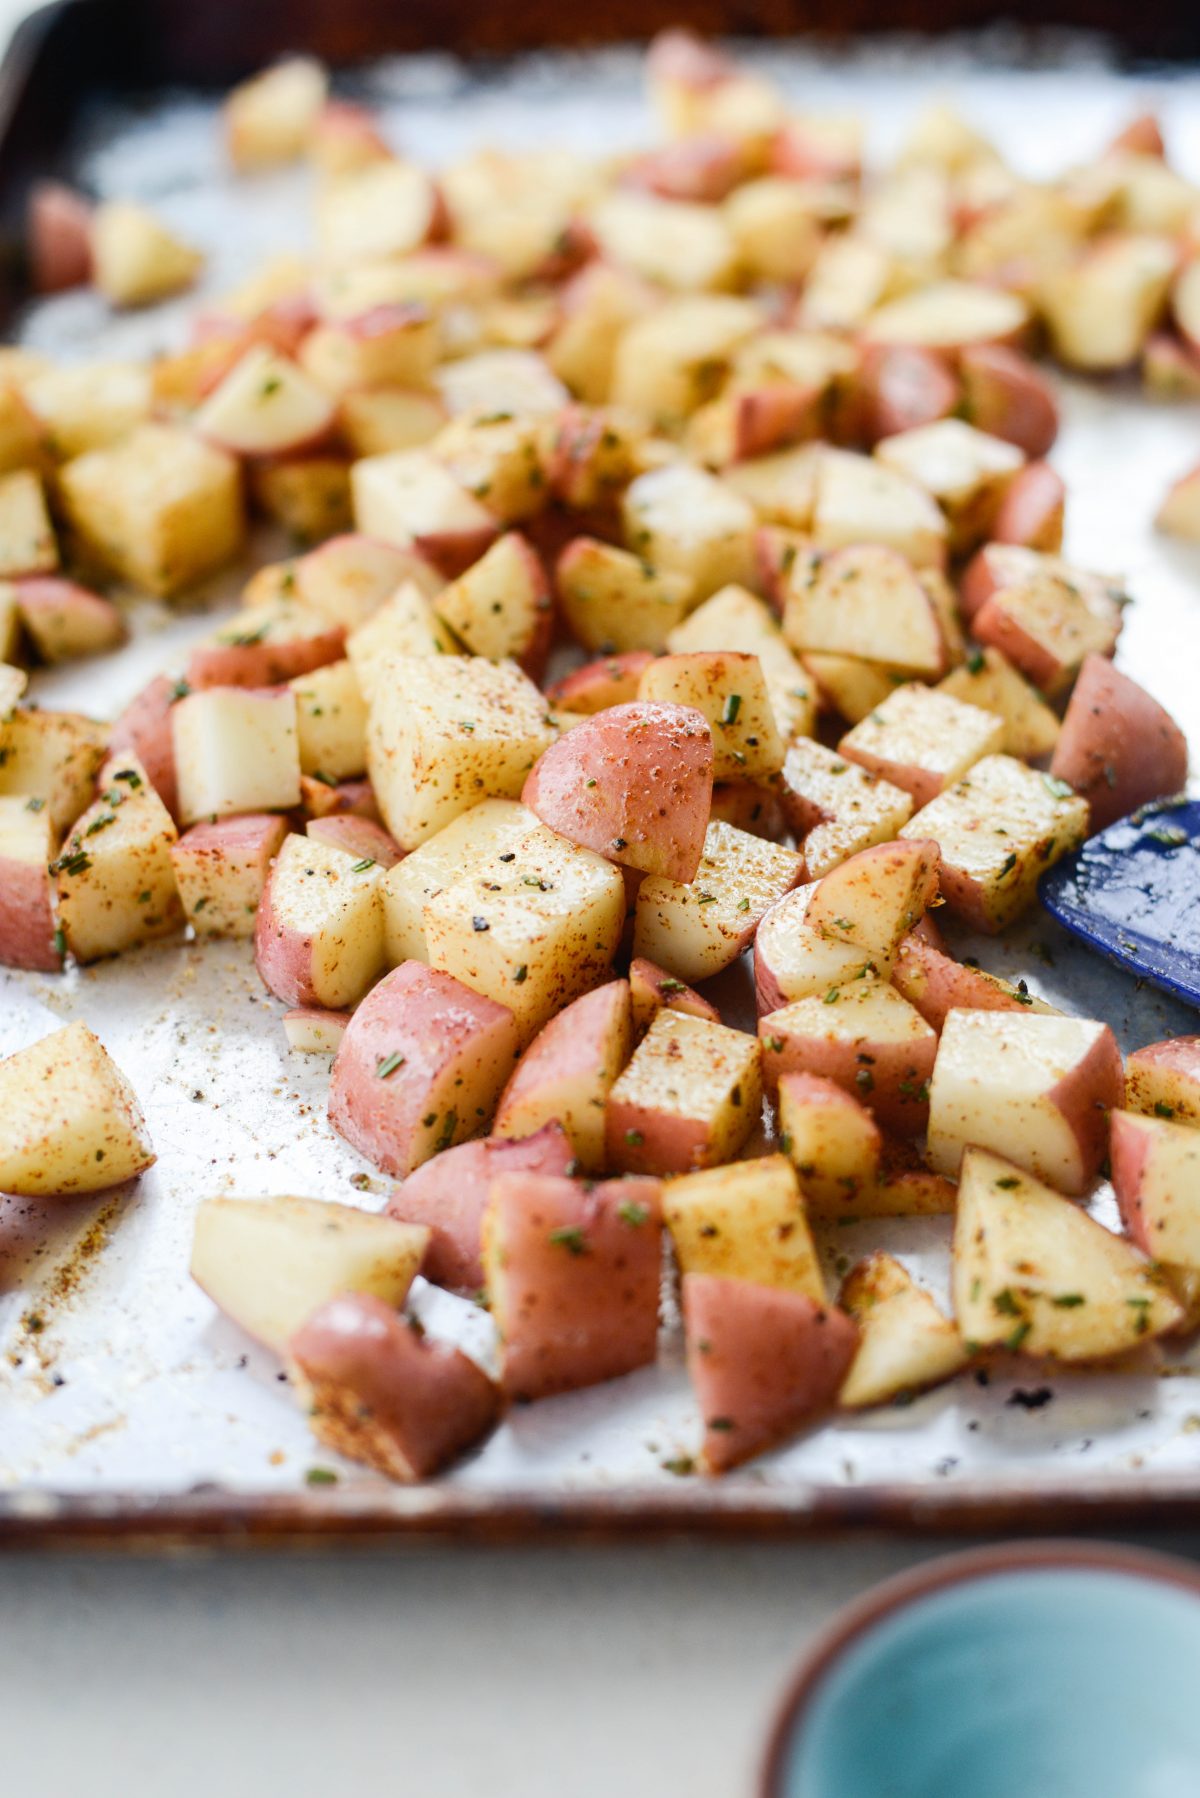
(606, 1010, 762, 1174)
(91, 201, 202, 307)
(431, 412, 546, 524)
(351, 448, 498, 578)
(423, 821, 626, 1041)
(555, 538, 695, 655)
(901, 754, 1088, 933)
(839, 1253, 967, 1408)
(972, 569, 1121, 697)
(937, 647, 1060, 760)
(297, 532, 442, 630)
(801, 234, 895, 331)
(379, 798, 536, 964)
(0, 1021, 154, 1197)
(952, 1147, 1180, 1358)
(892, 929, 1059, 1032)
(610, 294, 762, 426)
(0, 383, 46, 476)
(622, 463, 757, 599)
(778, 738, 913, 878)
(0, 658, 25, 716)
(172, 687, 300, 824)
(777, 1070, 881, 1213)
(665, 1155, 824, 1299)
(225, 56, 328, 170)
(862, 279, 1031, 352)
(759, 979, 938, 1135)
(1111, 1109, 1200, 1269)
(874, 418, 1023, 552)
(754, 883, 879, 1014)
(185, 600, 343, 690)
(628, 956, 719, 1036)
(195, 345, 335, 459)
(367, 654, 554, 850)
(493, 980, 632, 1171)
(170, 813, 288, 940)
(0, 792, 59, 971)
(434, 348, 569, 421)
(14, 577, 125, 663)
(191, 1194, 425, 1355)
(315, 160, 440, 264)
(299, 307, 440, 398)
(1125, 1038, 1200, 1128)
(54, 756, 182, 961)
(57, 424, 245, 597)
(1049, 654, 1187, 834)
(346, 583, 461, 702)
(290, 659, 367, 781)
(723, 443, 822, 529)
(810, 448, 948, 569)
(805, 838, 940, 975)
(547, 261, 656, 403)
(637, 650, 784, 779)
(666, 583, 816, 743)
(255, 833, 385, 1010)
(24, 361, 151, 458)
(0, 706, 107, 832)
(634, 819, 802, 983)
(726, 177, 823, 283)
(783, 542, 946, 677)
(590, 190, 738, 292)
(432, 533, 552, 673)
(0, 469, 57, 576)
(339, 386, 447, 457)
(1039, 233, 1176, 371)
(839, 682, 1004, 810)
(927, 1009, 1123, 1194)
(328, 961, 519, 1177)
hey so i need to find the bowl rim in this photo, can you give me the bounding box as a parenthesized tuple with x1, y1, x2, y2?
(760, 1539, 1200, 1797)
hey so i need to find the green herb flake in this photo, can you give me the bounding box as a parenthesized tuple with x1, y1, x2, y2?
(305, 1466, 338, 1486)
(1005, 1320, 1032, 1353)
(1041, 773, 1075, 801)
(618, 1201, 650, 1227)
(376, 1052, 407, 1079)
(548, 1224, 587, 1256)
(513, 964, 528, 984)
(351, 858, 376, 873)
(721, 692, 742, 726)
(1052, 1293, 1086, 1308)
(625, 1129, 645, 1147)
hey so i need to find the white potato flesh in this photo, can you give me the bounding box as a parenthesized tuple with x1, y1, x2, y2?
(191, 1195, 427, 1354)
(172, 687, 300, 824)
(432, 533, 548, 663)
(780, 738, 914, 878)
(862, 279, 1031, 349)
(755, 883, 879, 1007)
(195, 345, 334, 457)
(0, 707, 106, 833)
(937, 648, 1061, 760)
(953, 1148, 1180, 1358)
(434, 348, 569, 420)
(811, 448, 948, 569)
(623, 463, 757, 599)
(556, 539, 695, 655)
(225, 56, 327, 169)
(315, 160, 438, 264)
(839, 1253, 967, 1408)
(346, 582, 461, 703)
(805, 839, 938, 973)
(55, 756, 182, 962)
(610, 294, 762, 425)
(0, 469, 57, 576)
(874, 418, 1023, 547)
(666, 584, 816, 743)
(25, 361, 152, 458)
(290, 659, 368, 781)
(91, 201, 203, 307)
(1040, 234, 1177, 371)
(607, 1009, 762, 1172)
(783, 541, 945, 675)
(724, 444, 823, 530)
(591, 191, 738, 291)
(379, 799, 537, 965)
(802, 234, 894, 331)
(351, 449, 495, 548)
(366, 654, 554, 850)
(261, 834, 385, 1010)
(423, 822, 625, 1041)
(433, 414, 546, 522)
(638, 650, 784, 779)
(664, 1156, 825, 1301)
(635, 819, 802, 983)
(282, 1008, 350, 1055)
(927, 1009, 1116, 1192)
(0, 1021, 154, 1197)
(0, 660, 25, 718)
(839, 682, 1004, 807)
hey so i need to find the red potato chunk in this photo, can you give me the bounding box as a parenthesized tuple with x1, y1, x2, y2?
(759, 979, 938, 1136)
(607, 1010, 762, 1175)
(990, 462, 1065, 552)
(291, 1293, 500, 1483)
(0, 794, 60, 971)
(804, 837, 941, 975)
(172, 812, 287, 939)
(1125, 1038, 1200, 1127)
(856, 343, 961, 445)
(328, 961, 520, 1178)
(186, 607, 345, 689)
(545, 652, 656, 715)
(838, 683, 1004, 811)
(15, 578, 126, 663)
(28, 180, 93, 293)
(108, 674, 185, 820)
(972, 574, 1121, 698)
(481, 1172, 663, 1403)
(305, 815, 403, 869)
(522, 700, 713, 885)
(891, 930, 1058, 1032)
(1050, 653, 1188, 834)
(1111, 1110, 1200, 1268)
(294, 532, 441, 630)
(958, 343, 1059, 458)
(254, 834, 384, 1009)
(629, 956, 720, 1035)
(683, 1274, 858, 1473)
(776, 1071, 881, 1213)
(387, 1120, 574, 1294)
(492, 980, 632, 1172)
(754, 884, 880, 1015)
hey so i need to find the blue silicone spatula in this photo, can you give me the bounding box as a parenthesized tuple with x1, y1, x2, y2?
(1038, 797, 1200, 1012)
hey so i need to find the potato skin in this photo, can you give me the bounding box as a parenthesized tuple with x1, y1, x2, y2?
(328, 961, 519, 1177)
(483, 1172, 663, 1403)
(522, 700, 713, 885)
(1050, 653, 1188, 833)
(387, 1121, 574, 1293)
(292, 1293, 500, 1482)
(683, 1274, 858, 1473)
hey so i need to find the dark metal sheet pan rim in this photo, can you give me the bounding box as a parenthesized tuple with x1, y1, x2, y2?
(3, 1476, 1200, 1552)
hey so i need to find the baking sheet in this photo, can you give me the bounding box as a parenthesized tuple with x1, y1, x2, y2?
(4, 41, 1200, 1537)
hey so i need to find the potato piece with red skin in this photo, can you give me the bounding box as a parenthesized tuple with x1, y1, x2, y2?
(108, 674, 185, 820)
(291, 1294, 500, 1483)
(782, 542, 946, 678)
(805, 837, 940, 976)
(759, 980, 938, 1136)
(1125, 1038, 1200, 1128)
(28, 180, 93, 293)
(387, 1120, 573, 1293)
(607, 1009, 762, 1175)
(282, 1007, 350, 1054)
(839, 684, 1004, 811)
(683, 1274, 858, 1474)
(55, 754, 183, 963)
(927, 1009, 1123, 1195)
(0, 1021, 155, 1198)
(891, 930, 1058, 1032)
(432, 533, 553, 680)
(856, 343, 960, 444)
(328, 961, 519, 1178)
(991, 462, 1065, 552)
(637, 650, 784, 781)
(493, 981, 632, 1172)
(1111, 1110, 1200, 1268)
(634, 819, 802, 985)
(629, 957, 719, 1035)
(958, 343, 1059, 458)
(1049, 653, 1188, 834)
(936, 646, 1060, 762)
(186, 605, 345, 690)
(300, 775, 380, 821)
(972, 569, 1121, 698)
(555, 537, 696, 657)
(255, 834, 385, 1010)
(546, 652, 656, 715)
(754, 884, 879, 1014)
(481, 1173, 663, 1403)
(779, 738, 914, 880)
(15, 577, 125, 663)
(839, 1253, 967, 1410)
(665, 1156, 825, 1299)
(172, 813, 287, 940)
(305, 814, 402, 869)
(522, 701, 712, 885)
(293, 532, 442, 631)
(0, 794, 60, 971)
(776, 1071, 881, 1213)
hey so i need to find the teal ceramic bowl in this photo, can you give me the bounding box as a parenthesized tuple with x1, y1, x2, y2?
(763, 1544, 1200, 1798)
